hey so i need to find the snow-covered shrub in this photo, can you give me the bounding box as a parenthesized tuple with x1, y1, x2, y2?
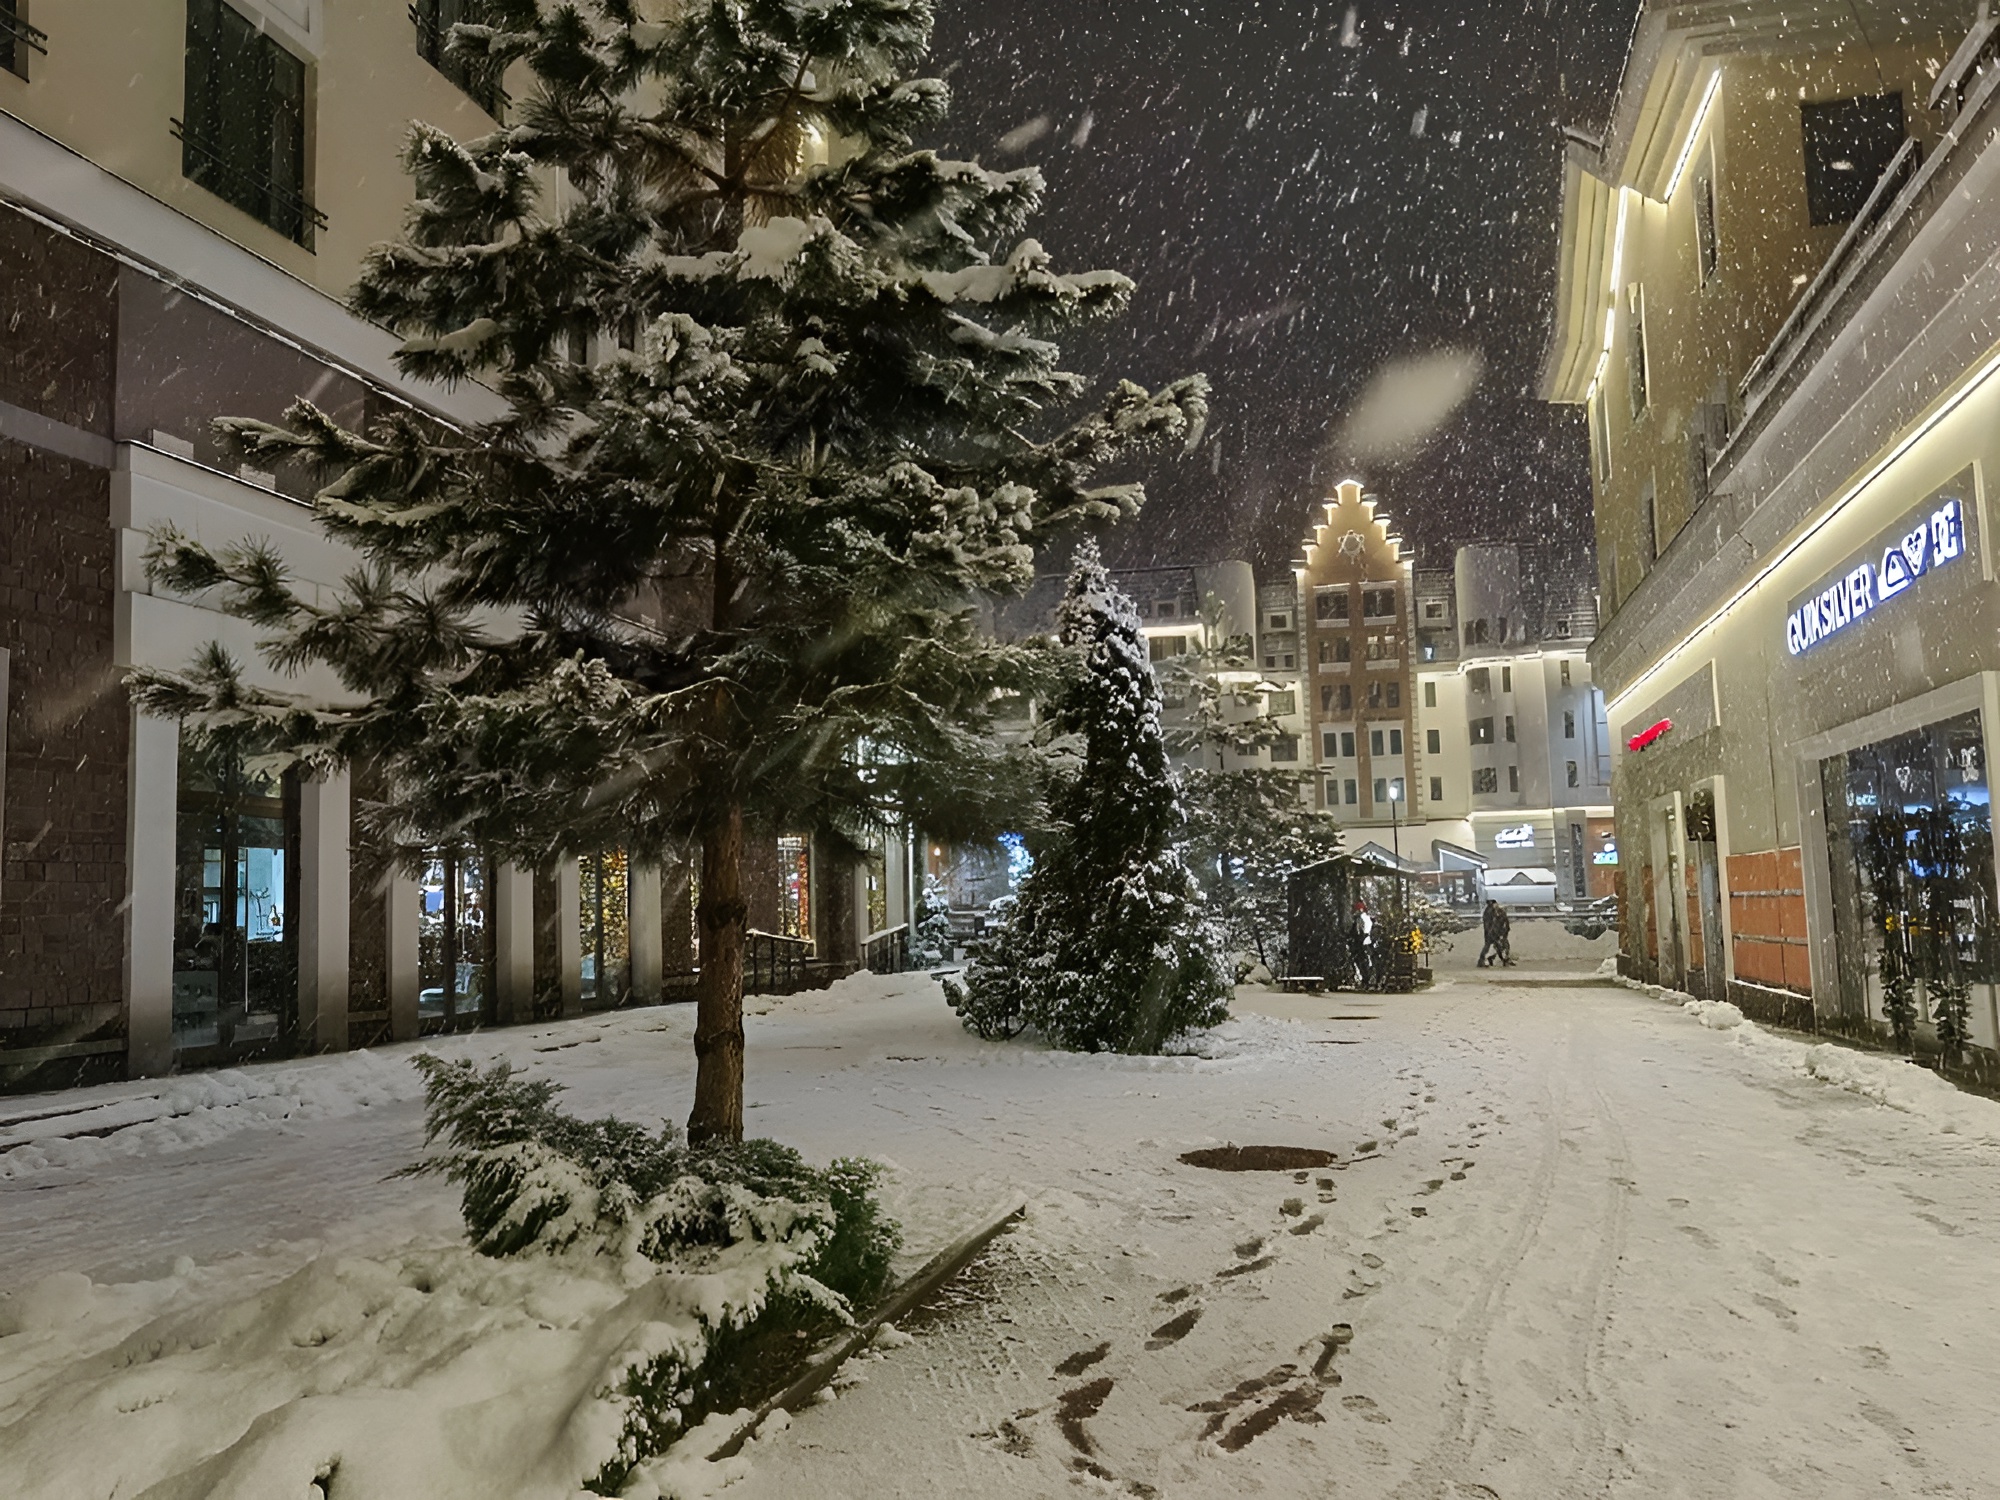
(914, 877, 955, 968)
(406, 1057, 899, 1491)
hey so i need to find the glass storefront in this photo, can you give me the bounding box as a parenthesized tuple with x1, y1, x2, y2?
(1822, 711, 1999, 1047)
(171, 741, 297, 1055)
(579, 848, 631, 1007)
(419, 850, 488, 1030)
(778, 835, 811, 941)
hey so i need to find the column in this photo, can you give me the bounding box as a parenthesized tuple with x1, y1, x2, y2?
(557, 857, 582, 1016)
(296, 769, 351, 1054)
(492, 860, 535, 1025)
(386, 870, 421, 1040)
(629, 861, 664, 1005)
(124, 711, 178, 1078)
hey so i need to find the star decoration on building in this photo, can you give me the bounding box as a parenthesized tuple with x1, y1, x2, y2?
(1338, 530, 1367, 560)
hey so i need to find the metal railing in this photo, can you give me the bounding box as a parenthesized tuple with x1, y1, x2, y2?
(864, 924, 912, 976)
(409, 3, 508, 119)
(171, 120, 327, 250)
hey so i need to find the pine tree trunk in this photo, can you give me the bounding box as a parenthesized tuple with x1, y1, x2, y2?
(689, 800, 748, 1144)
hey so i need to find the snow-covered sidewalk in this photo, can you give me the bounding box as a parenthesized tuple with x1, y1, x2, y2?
(5, 968, 2000, 1498)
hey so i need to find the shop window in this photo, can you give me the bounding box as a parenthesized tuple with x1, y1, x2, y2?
(1802, 94, 1906, 226)
(412, 0, 506, 118)
(1271, 736, 1299, 763)
(778, 834, 812, 941)
(1427, 728, 1441, 755)
(579, 848, 631, 1008)
(178, 0, 321, 248)
(1317, 588, 1351, 621)
(1430, 776, 1444, 802)
(1470, 717, 1495, 745)
(172, 740, 297, 1055)
(419, 850, 489, 1030)
(1424, 681, 1437, 708)
(1473, 767, 1499, 795)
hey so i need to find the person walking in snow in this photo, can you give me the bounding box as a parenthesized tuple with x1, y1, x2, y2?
(1353, 901, 1376, 989)
(1477, 899, 1513, 968)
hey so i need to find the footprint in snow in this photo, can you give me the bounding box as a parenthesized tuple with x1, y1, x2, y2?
(1148, 1306, 1203, 1348)
(1342, 1393, 1392, 1424)
(1054, 1341, 1111, 1377)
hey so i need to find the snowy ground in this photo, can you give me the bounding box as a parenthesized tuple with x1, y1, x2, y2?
(5, 964, 2000, 1498)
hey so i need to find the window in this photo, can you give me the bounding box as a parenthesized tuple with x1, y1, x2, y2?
(1387, 681, 1401, 709)
(1317, 588, 1351, 621)
(1269, 612, 1290, 630)
(1321, 636, 1351, 664)
(1591, 395, 1612, 482)
(1464, 618, 1490, 646)
(1556, 618, 1572, 638)
(1467, 667, 1490, 694)
(1424, 681, 1437, 709)
(1567, 760, 1581, 788)
(1389, 728, 1404, 755)
(1501, 666, 1512, 693)
(1156, 600, 1178, 619)
(1365, 631, 1397, 662)
(1430, 776, 1444, 802)
(1694, 161, 1720, 284)
(1283, 654, 1295, 669)
(1323, 730, 1342, 760)
(1370, 729, 1384, 757)
(1564, 710, 1576, 740)
(1427, 728, 1441, 755)
(1423, 600, 1446, 621)
(1473, 767, 1499, 794)
(1388, 777, 1405, 804)
(1268, 691, 1297, 717)
(413, 0, 506, 118)
(1341, 731, 1356, 758)
(1508, 764, 1521, 793)
(1, 0, 47, 80)
(179, 0, 321, 248)
(1271, 736, 1299, 763)
(1362, 587, 1398, 619)
(1802, 94, 1906, 226)
(1470, 717, 1495, 746)
(1373, 778, 1388, 805)
(1149, 635, 1188, 662)
(1319, 683, 1352, 713)
(1560, 660, 1573, 687)
(1627, 284, 1649, 418)
(1345, 779, 1359, 806)
(1504, 715, 1516, 743)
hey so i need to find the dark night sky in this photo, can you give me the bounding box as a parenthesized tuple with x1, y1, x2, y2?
(923, 0, 1640, 579)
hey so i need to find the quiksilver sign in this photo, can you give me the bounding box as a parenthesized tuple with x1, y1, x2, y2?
(1785, 496, 1967, 657)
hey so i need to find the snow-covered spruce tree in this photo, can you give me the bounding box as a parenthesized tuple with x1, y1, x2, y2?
(1153, 619, 1343, 974)
(913, 875, 954, 968)
(132, 1, 1206, 1143)
(947, 543, 1230, 1052)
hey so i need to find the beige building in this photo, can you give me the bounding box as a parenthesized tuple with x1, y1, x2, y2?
(1544, 0, 2000, 1076)
(0, 1, 863, 1091)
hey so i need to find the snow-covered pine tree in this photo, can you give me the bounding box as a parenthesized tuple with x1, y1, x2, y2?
(948, 542, 1230, 1053)
(913, 876, 954, 968)
(132, 0, 1206, 1142)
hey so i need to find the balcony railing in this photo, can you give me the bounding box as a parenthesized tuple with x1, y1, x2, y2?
(409, 3, 507, 119)
(0, 4, 49, 80)
(172, 119, 327, 250)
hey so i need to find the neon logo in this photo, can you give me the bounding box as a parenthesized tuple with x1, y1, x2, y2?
(1627, 718, 1673, 754)
(1786, 497, 1965, 656)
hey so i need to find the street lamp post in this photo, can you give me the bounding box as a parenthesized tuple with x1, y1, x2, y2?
(1388, 780, 1401, 866)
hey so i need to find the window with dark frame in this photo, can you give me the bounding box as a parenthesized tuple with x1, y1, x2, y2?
(412, 0, 507, 119)
(1508, 764, 1521, 793)
(1473, 767, 1499, 795)
(1801, 93, 1906, 227)
(1, 0, 48, 80)
(1317, 588, 1351, 621)
(1470, 717, 1495, 745)
(1430, 776, 1443, 802)
(1424, 681, 1437, 708)
(178, 0, 321, 248)
(1427, 728, 1441, 754)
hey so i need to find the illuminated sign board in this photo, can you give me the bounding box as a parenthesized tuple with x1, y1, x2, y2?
(1494, 824, 1537, 850)
(1785, 496, 1966, 657)
(1627, 718, 1672, 754)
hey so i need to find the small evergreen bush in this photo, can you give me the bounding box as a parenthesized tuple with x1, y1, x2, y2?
(405, 1057, 900, 1492)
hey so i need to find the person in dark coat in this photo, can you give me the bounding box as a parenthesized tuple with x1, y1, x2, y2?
(1476, 899, 1513, 967)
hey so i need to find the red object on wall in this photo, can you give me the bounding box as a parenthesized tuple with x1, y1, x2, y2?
(1627, 718, 1674, 754)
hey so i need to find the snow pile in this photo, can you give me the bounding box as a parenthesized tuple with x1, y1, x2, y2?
(0, 1242, 756, 1500)
(1633, 979, 2000, 1144)
(1596, 956, 1620, 978)
(0, 1049, 427, 1180)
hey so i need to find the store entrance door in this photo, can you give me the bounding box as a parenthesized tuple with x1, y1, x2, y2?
(1649, 797, 1686, 990)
